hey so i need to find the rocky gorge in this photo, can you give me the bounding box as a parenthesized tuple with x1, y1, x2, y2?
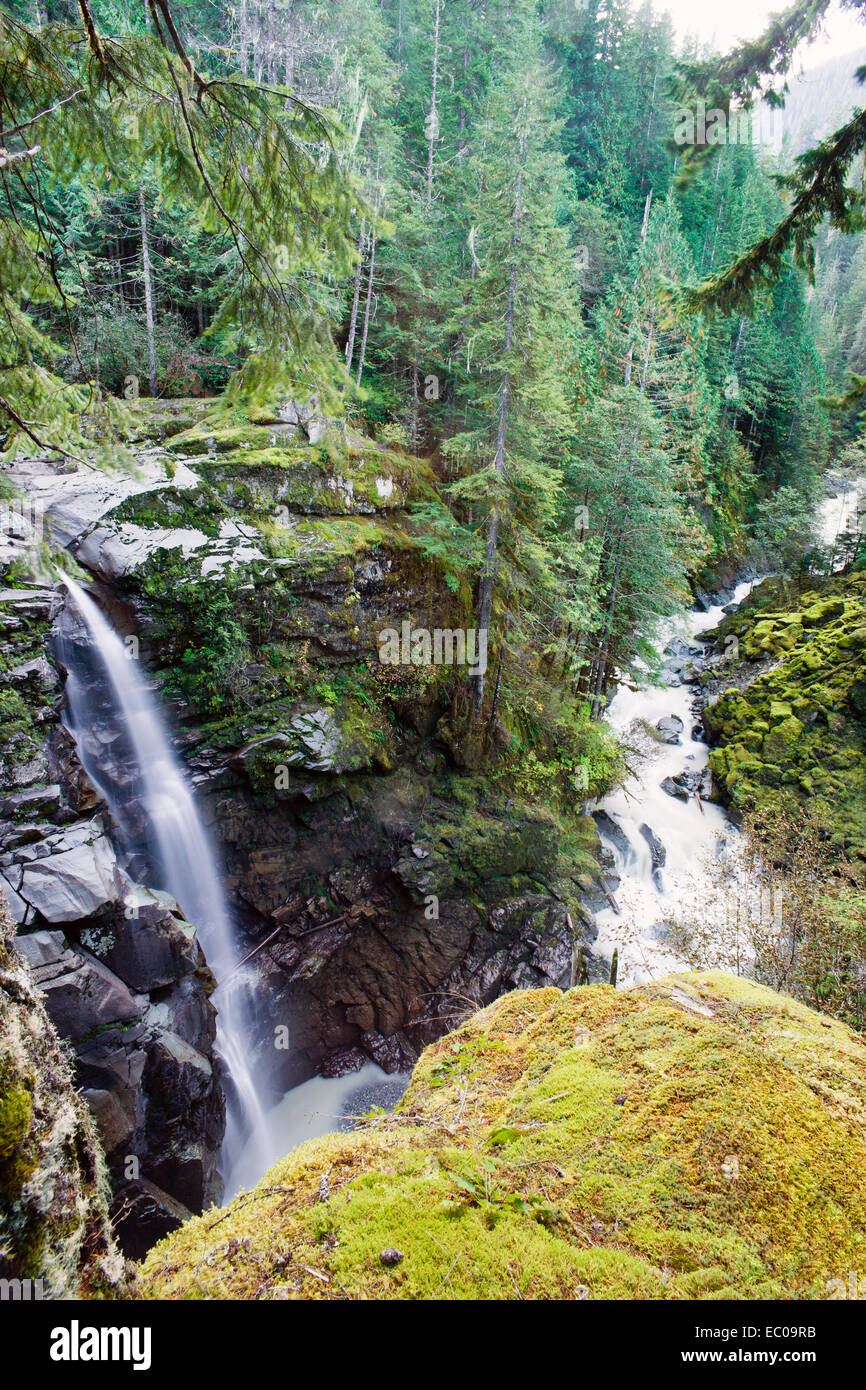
(0, 401, 608, 1264)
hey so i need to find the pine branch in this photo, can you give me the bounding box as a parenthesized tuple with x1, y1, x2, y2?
(679, 105, 866, 315)
(0, 145, 40, 169)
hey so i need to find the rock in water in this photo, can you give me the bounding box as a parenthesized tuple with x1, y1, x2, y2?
(656, 716, 684, 744)
(137, 973, 866, 1301)
(639, 822, 666, 868)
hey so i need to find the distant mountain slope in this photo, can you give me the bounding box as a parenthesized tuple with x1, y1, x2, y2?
(761, 46, 866, 161)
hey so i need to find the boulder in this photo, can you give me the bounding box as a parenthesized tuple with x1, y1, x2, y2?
(591, 809, 631, 858)
(15, 929, 143, 1039)
(656, 715, 684, 744)
(80, 896, 200, 992)
(11, 823, 125, 922)
(138, 972, 866, 1302)
(639, 823, 666, 869)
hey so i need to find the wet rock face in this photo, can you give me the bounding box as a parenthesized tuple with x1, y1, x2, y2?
(0, 581, 226, 1259)
(9, 846, 226, 1252)
(198, 766, 584, 1091)
(0, 896, 125, 1295)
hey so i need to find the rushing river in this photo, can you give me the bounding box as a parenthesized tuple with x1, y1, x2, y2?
(590, 475, 863, 987)
(591, 581, 756, 987)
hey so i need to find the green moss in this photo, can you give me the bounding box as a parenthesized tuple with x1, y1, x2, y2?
(0, 1084, 31, 1160)
(136, 971, 866, 1301)
(704, 573, 866, 856)
(0, 898, 124, 1294)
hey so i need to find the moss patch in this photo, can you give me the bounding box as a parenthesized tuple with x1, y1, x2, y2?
(136, 971, 866, 1300)
(704, 573, 866, 856)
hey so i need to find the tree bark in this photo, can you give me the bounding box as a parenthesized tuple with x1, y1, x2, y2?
(355, 216, 377, 388)
(139, 186, 158, 397)
(344, 221, 367, 373)
(425, 0, 441, 210)
(238, 0, 250, 77)
(473, 102, 526, 716)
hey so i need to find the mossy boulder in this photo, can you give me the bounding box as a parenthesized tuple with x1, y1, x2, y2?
(136, 971, 866, 1301)
(0, 897, 125, 1295)
(703, 573, 866, 855)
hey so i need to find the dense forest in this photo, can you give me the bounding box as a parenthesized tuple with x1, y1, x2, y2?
(1, 0, 866, 1318)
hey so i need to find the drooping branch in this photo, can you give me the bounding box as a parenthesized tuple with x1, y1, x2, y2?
(679, 105, 866, 315)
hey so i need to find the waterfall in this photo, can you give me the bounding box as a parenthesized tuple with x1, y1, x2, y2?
(58, 575, 269, 1186)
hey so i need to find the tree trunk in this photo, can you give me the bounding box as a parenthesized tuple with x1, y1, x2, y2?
(238, 0, 250, 77)
(355, 220, 377, 388)
(266, 0, 278, 83)
(284, 0, 295, 86)
(139, 186, 158, 397)
(473, 103, 526, 716)
(425, 0, 441, 210)
(344, 221, 366, 373)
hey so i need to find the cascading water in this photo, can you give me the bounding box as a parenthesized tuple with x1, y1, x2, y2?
(58, 575, 269, 1185)
(590, 477, 865, 985)
(591, 581, 757, 985)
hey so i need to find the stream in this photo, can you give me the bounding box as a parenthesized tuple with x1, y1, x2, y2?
(590, 580, 756, 987)
(590, 474, 863, 987)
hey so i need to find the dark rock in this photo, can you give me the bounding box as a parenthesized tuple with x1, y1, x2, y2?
(656, 716, 684, 745)
(109, 1179, 193, 1262)
(0, 785, 61, 820)
(379, 1247, 404, 1266)
(639, 824, 666, 869)
(592, 809, 630, 858)
(17, 929, 143, 1039)
(82, 900, 200, 992)
(660, 776, 689, 802)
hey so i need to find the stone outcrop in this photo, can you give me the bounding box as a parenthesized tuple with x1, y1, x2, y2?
(0, 895, 125, 1295)
(137, 970, 866, 1301)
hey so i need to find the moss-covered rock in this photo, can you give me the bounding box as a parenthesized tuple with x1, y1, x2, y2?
(0, 896, 125, 1295)
(136, 970, 866, 1301)
(703, 573, 866, 855)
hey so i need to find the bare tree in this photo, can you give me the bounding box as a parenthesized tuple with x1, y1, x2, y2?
(139, 186, 158, 396)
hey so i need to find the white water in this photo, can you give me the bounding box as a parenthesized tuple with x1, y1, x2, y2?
(591, 580, 757, 986)
(819, 477, 863, 559)
(229, 1064, 410, 1193)
(59, 576, 269, 1182)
